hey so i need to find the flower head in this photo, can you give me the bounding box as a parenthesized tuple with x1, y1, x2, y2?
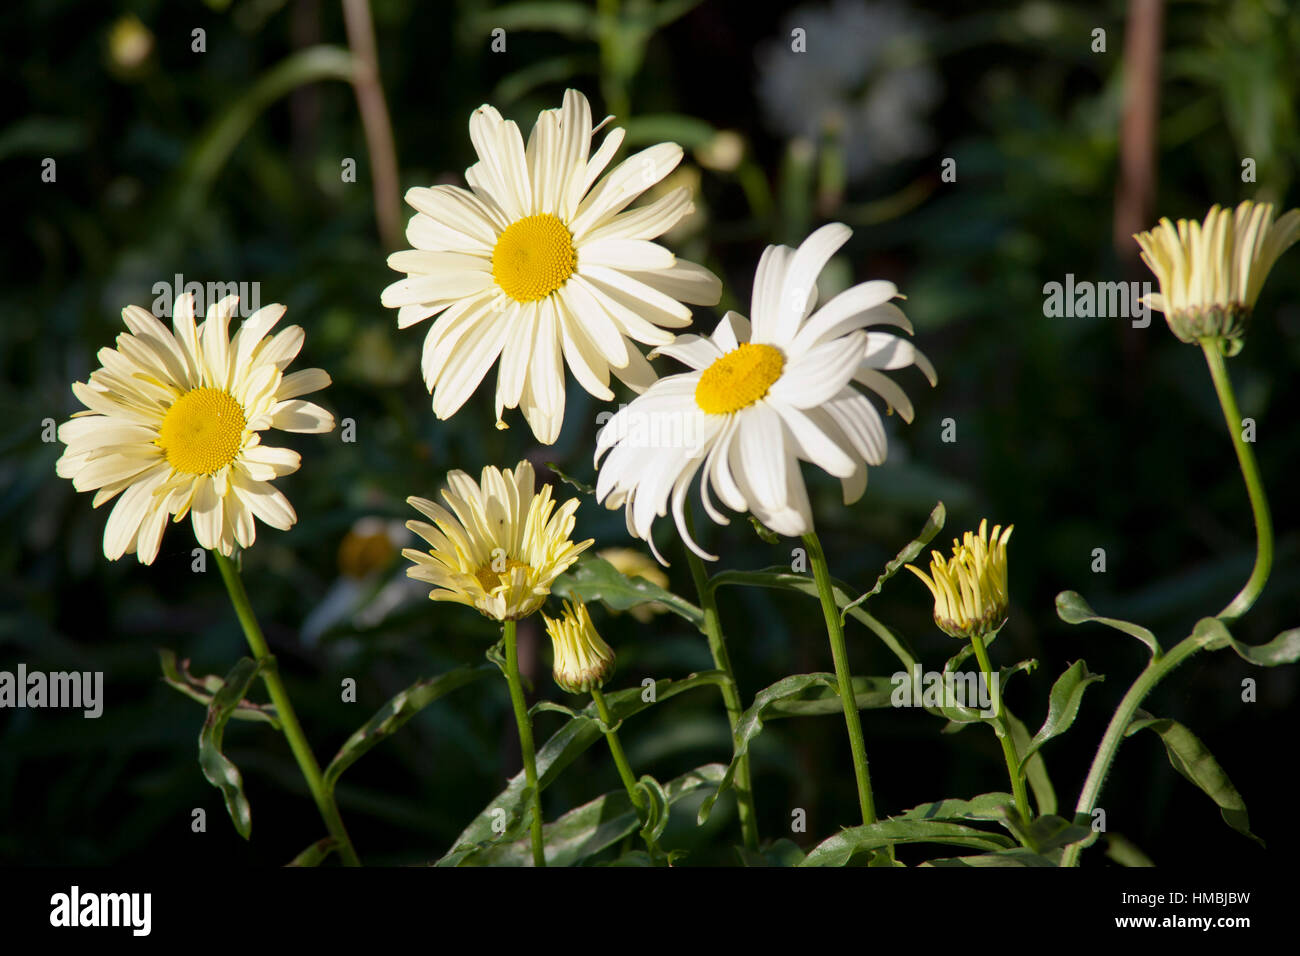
(593, 222, 935, 562)
(402, 460, 593, 621)
(55, 293, 333, 564)
(543, 599, 616, 694)
(906, 520, 1012, 639)
(381, 89, 722, 443)
(1135, 200, 1300, 352)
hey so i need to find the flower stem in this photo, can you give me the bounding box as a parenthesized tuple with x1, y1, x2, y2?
(1061, 345, 1273, 866)
(503, 620, 546, 866)
(592, 685, 664, 860)
(682, 504, 761, 852)
(968, 631, 1031, 826)
(213, 552, 361, 867)
(1201, 342, 1273, 621)
(802, 531, 877, 826)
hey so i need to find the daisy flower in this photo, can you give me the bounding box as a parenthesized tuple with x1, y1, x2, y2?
(1135, 199, 1300, 351)
(380, 89, 722, 444)
(55, 294, 334, 564)
(593, 222, 935, 562)
(402, 460, 593, 621)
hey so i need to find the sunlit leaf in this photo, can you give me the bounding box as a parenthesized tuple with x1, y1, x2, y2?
(552, 555, 702, 627)
(1017, 660, 1104, 773)
(1056, 591, 1161, 657)
(158, 648, 279, 727)
(800, 819, 1014, 867)
(198, 657, 264, 840)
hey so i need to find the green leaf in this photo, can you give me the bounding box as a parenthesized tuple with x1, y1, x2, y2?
(1125, 710, 1262, 846)
(286, 838, 337, 867)
(748, 514, 779, 544)
(897, 792, 1016, 823)
(710, 568, 919, 671)
(998, 812, 1091, 854)
(800, 819, 1014, 867)
(461, 764, 724, 866)
(198, 657, 265, 840)
(437, 671, 727, 865)
(1017, 660, 1104, 774)
(922, 848, 1058, 867)
(736, 838, 807, 867)
(552, 556, 702, 627)
(1196, 618, 1300, 666)
(1055, 591, 1161, 657)
(158, 648, 280, 727)
(323, 665, 492, 792)
(601, 850, 656, 867)
(634, 774, 671, 846)
(697, 672, 896, 823)
(544, 462, 595, 496)
(839, 501, 946, 624)
(1105, 833, 1155, 867)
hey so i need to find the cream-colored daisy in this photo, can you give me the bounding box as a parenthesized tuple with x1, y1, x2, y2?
(1135, 199, 1300, 350)
(543, 599, 616, 694)
(403, 460, 593, 621)
(55, 293, 334, 564)
(593, 222, 935, 562)
(906, 520, 1012, 639)
(380, 88, 722, 444)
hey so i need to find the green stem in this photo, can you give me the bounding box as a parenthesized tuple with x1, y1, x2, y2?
(592, 685, 664, 861)
(968, 631, 1031, 826)
(802, 532, 877, 826)
(1202, 342, 1273, 621)
(213, 552, 361, 867)
(682, 504, 761, 852)
(1062, 344, 1273, 866)
(502, 620, 546, 866)
(1060, 632, 1204, 867)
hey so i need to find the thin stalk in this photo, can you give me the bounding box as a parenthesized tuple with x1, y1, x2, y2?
(802, 531, 876, 826)
(682, 504, 760, 851)
(1202, 342, 1273, 621)
(592, 686, 664, 860)
(502, 620, 546, 866)
(213, 552, 361, 866)
(968, 631, 1031, 826)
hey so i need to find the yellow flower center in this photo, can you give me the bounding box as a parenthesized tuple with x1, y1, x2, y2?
(694, 343, 785, 415)
(492, 214, 577, 302)
(474, 556, 533, 592)
(157, 387, 247, 475)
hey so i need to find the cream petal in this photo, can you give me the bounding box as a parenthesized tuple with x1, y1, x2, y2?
(270, 399, 334, 433)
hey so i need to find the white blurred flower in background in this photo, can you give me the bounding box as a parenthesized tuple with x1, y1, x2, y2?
(756, 0, 941, 182)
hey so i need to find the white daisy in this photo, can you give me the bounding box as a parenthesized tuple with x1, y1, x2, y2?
(380, 88, 722, 444)
(593, 222, 935, 562)
(55, 293, 334, 564)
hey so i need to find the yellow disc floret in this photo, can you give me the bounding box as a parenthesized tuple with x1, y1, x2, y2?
(157, 387, 247, 475)
(694, 343, 785, 415)
(474, 556, 534, 593)
(492, 213, 578, 302)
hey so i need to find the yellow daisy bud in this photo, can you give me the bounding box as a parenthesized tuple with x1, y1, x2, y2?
(1134, 200, 1300, 353)
(543, 600, 616, 694)
(906, 520, 1012, 639)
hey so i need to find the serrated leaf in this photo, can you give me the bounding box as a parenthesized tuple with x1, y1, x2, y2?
(1056, 591, 1161, 657)
(1017, 660, 1104, 774)
(286, 838, 337, 867)
(158, 648, 279, 727)
(839, 502, 946, 624)
(552, 556, 702, 627)
(323, 665, 492, 792)
(437, 671, 727, 865)
(462, 764, 724, 866)
(698, 672, 896, 823)
(1125, 710, 1261, 846)
(198, 657, 264, 840)
(799, 819, 1014, 867)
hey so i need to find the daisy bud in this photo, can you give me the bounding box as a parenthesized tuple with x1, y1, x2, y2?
(543, 600, 616, 694)
(906, 520, 1012, 639)
(1134, 200, 1300, 354)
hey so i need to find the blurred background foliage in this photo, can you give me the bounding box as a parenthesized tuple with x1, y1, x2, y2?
(2, 0, 1298, 865)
